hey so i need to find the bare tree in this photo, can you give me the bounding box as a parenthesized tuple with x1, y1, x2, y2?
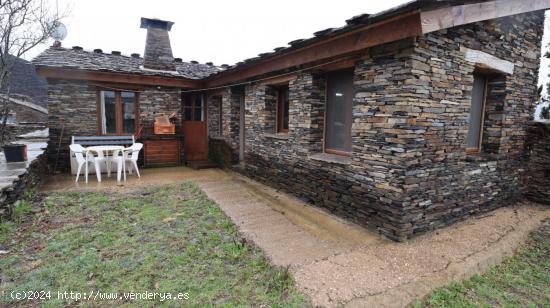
(0, 0, 65, 145)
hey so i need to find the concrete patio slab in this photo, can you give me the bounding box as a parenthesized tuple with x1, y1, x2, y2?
(41, 167, 550, 307)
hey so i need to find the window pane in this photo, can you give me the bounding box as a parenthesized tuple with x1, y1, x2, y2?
(326, 71, 353, 153)
(194, 108, 203, 121)
(283, 88, 289, 130)
(184, 108, 192, 121)
(184, 96, 192, 107)
(277, 87, 290, 132)
(1, 114, 14, 124)
(121, 92, 136, 134)
(100, 91, 116, 134)
(466, 75, 486, 149)
(194, 95, 203, 108)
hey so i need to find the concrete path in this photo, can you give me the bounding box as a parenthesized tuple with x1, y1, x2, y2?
(41, 167, 550, 307)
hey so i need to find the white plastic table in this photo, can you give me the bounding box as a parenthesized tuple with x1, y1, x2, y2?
(86, 145, 124, 182)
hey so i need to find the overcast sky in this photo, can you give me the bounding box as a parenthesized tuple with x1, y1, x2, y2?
(28, 0, 411, 64)
(27, 1, 550, 91)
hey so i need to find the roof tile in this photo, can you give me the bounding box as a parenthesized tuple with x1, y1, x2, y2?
(32, 47, 219, 80)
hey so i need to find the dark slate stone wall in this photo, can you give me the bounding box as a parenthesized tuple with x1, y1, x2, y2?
(45, 80, 181, 170)
(221, 86, 243, 156)
(207, 95, 222, 138)
(525, 123, 550, 205)
(143, 27, 176, 71)
(6, 100, 47, 124)
(139, 87, 181, 127)
(46, 81, 97, 169)
(214, 53, 415, 240)
(208, 137, 236, 167)
(400, 12, 544, 236)
(209, 12, 544, 241)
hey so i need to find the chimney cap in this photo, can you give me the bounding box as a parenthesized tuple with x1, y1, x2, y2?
(111, 51, 121, 55)
(131, 53, 140, 58)
(174, 58, 182, 62)
(140, 17, 174, 31)
(93, 48, 103, 53)
(72, 46, 83, 51)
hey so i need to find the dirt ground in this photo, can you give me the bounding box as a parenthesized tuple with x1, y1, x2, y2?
(41, 167, 550, 307)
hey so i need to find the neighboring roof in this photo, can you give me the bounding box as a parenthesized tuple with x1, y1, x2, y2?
(0, 94, 48, 114)
(32, 47, 220, 80)
(0, 56, 47, 107)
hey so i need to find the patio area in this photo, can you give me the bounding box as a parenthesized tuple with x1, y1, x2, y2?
(40, 167, 550, 307)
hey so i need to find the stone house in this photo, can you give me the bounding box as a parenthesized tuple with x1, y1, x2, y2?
(1, 94, 47, 125)
(33, 0, 550, 241)
(1, 94, 48, 143)
(1, 57, 48, 143)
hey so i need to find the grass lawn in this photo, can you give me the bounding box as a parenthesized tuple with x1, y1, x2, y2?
(0, 183, 306, 307)
(414, 218, 550, 308)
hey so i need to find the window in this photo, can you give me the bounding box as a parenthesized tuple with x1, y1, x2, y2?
(466, 74, 488, 152)
(98, 90, 138, 135)
(183, 94, 203, 122)
(325, 70, 353, 155)
(277, 86, 289, 133)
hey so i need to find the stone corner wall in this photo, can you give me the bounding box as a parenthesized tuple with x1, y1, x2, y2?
(208, 137, 238, 167)
(398, 11, 545, 238)
(0, 154, 50, 219)
(524, 122, 550, 204)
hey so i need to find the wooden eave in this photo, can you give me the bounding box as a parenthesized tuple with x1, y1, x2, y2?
(204, 12, 423, 88)
(203, 0, 550, 88)
(35, 66, 204, 89)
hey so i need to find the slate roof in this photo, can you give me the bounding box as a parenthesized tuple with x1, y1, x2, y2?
(32, 47, 220, 80)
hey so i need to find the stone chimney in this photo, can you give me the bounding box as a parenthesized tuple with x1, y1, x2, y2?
(140, 17, 176, 71)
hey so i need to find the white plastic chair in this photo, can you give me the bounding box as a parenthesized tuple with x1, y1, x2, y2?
(125, 143, 143, 178)
(95, 149, 114, 179)
(69, 144, 93, 183)
(112, 149, 126, 183)
(113, 143, 143, 182)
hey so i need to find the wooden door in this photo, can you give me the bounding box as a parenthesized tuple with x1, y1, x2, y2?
(182, 94, 208, 161)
